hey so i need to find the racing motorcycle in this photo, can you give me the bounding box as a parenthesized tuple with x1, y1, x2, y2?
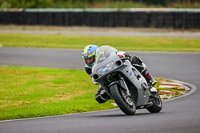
(92, 46, 162, 115)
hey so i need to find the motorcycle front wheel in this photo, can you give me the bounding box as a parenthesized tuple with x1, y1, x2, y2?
(110, 84, 136, 115)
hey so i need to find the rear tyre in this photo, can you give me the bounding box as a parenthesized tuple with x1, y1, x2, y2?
(147, 92, 162, 113)
(110, 84, 136, 115)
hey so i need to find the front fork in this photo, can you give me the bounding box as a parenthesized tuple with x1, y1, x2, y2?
(119, 77, 131, 97)
(108, 76, 131, 97)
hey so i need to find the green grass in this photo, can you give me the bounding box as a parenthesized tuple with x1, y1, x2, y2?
(0, 33, 200, 52)
(1, 0, 200, 8)
(0, 66, 116, 120)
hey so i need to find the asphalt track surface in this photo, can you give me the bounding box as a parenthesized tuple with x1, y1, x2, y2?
(0, 47, 200, 133)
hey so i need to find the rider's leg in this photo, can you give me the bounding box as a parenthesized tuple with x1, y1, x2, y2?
(95, 86, 111, 103)
(141, 68, 157, 86)
(131, 56, 157, 86)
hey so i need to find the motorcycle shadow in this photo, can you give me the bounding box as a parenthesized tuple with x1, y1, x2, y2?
(92, 112, 151, 118)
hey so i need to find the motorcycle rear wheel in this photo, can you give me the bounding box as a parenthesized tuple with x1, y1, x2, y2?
(147, 92, 162, 113)
(110, 84, 136, 115)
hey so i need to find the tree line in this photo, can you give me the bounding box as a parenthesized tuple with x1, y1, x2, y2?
(0, 0, 200, 8)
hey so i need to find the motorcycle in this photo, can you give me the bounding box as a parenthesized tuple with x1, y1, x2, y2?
(92, 46, 162, 115)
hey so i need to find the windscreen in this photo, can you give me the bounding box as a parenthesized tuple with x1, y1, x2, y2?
(95, 45, 117, 64)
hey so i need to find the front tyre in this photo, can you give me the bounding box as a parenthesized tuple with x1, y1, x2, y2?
(110, 84, 136, 115)
(147, 92, 162, 113)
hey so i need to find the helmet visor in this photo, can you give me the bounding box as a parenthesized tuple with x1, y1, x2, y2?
(85, 55, 95, 66)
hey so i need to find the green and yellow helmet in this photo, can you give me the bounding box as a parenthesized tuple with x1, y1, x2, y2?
(82, 45, 98, 67)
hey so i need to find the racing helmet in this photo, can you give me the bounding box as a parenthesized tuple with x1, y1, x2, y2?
(82, 45, 98, 68)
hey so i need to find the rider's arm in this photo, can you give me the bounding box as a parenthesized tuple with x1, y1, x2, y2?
(85, 66, 99, 85)
(85, 67, 92, 77)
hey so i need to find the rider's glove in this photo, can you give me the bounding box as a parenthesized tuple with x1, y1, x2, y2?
(117, 51, 131, 60)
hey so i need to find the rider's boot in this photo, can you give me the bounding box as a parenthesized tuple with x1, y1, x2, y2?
(95, 87, 111, 103)
(145, 73, 157, 87)
(142, 69, 157, 87)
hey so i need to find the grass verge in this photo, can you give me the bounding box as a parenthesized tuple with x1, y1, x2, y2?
(0, 66, 188, 120)
(0, 33, 200, 52)
(0, 66, 116, 120)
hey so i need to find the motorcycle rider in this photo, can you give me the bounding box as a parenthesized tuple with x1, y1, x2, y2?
(82, 45, 157, 103)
